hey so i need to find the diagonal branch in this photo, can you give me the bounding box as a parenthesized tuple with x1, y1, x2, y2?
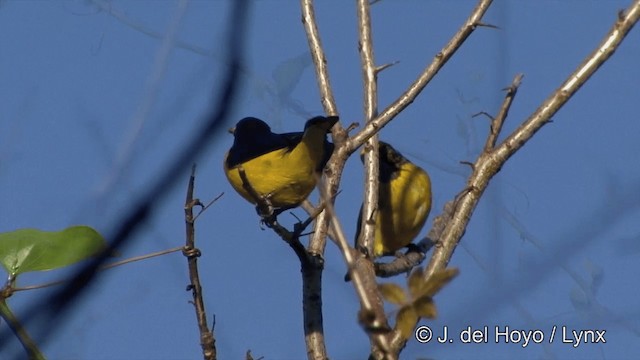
(300, 0, 339, 117)
(348, 0, 494, 152)
(424, 0, 640, 283)
(482, 73, 523, 152)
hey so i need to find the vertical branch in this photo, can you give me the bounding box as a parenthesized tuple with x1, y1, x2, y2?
(184, 165, 216, 360)
(356, 0, 380, 257)
(299, 2, 342, 359)
(300, 0, 345, 257)
(355, 1, 393, 358)
(300, 0, 339, 116)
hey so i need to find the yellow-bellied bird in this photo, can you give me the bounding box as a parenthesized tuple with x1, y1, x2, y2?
(223, 116, 337, 212)
(356, 141, 432, 257)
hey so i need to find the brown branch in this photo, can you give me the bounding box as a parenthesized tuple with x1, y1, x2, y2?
(184, 165, 216, 360)
(387, 1, 640, 353)
(357, 0, 380, 259)
(299, 1, 345, 358)
(483, 74, 523, 152)
(317, 180, 391, 353)
(300, 0, 339, 117)
(355, 0, 394, 357)
(372, 246, 427, 278)
(424, 0, 640, 283)
(348, 0, 494, 152)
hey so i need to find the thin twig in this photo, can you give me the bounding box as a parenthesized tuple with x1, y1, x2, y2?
(300, 0, 339, 117)
(193, 192, 224, 222)
(348, 0, 495, 152)
(12, 246, 184, 292)
(483, 74, 523, 152)
(184, 165, 216, 360)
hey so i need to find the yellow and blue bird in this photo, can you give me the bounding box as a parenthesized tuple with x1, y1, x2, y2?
(356, 141, 432, 258)
(223, 116, 337, 212)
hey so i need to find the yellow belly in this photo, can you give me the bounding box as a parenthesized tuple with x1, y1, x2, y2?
(224, 146, 318, 208)
(373, 165, 431, 257)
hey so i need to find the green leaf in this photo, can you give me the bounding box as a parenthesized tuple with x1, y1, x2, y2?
(0, 226, 106, 276)
(378, 283, 407, 306)
(395, 305, 418, 340)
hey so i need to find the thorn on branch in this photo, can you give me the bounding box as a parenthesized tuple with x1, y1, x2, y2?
(475, 22, 500, 30)
(472, 111, 494, 121)
(460, 160, 475, 170)
(483, 73, 524, 152)
(346, 122, 360, 133)
(618, 9, 626, 21)
(375, 60, 400, 74)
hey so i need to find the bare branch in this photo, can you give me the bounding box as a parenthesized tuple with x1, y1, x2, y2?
(318, 180, 391, 354)
(354, 1, 398, 357)
(424, 0, 640, 282)
(348, 0, 494, 152)
(483, 73, 524, 152)
(300, 1, 346, 357)
(357, 0, 380, 264)
(300, 0, 339, 117)
(193, 192, 224, 222)
(496, 3, 640, 161)
(184, 165, 216, 360)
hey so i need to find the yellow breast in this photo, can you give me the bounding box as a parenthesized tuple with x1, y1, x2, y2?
(223, 141, 320, 208)
(373, 163, 432, 257)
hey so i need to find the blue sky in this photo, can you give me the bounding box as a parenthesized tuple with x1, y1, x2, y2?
(1, 1, 639, 359)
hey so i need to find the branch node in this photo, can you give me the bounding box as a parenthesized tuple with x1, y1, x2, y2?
(182, 246, 202, 259)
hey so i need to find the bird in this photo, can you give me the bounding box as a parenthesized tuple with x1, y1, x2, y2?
(355, 141, 432, 258)
(223, 115, 337, 213)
